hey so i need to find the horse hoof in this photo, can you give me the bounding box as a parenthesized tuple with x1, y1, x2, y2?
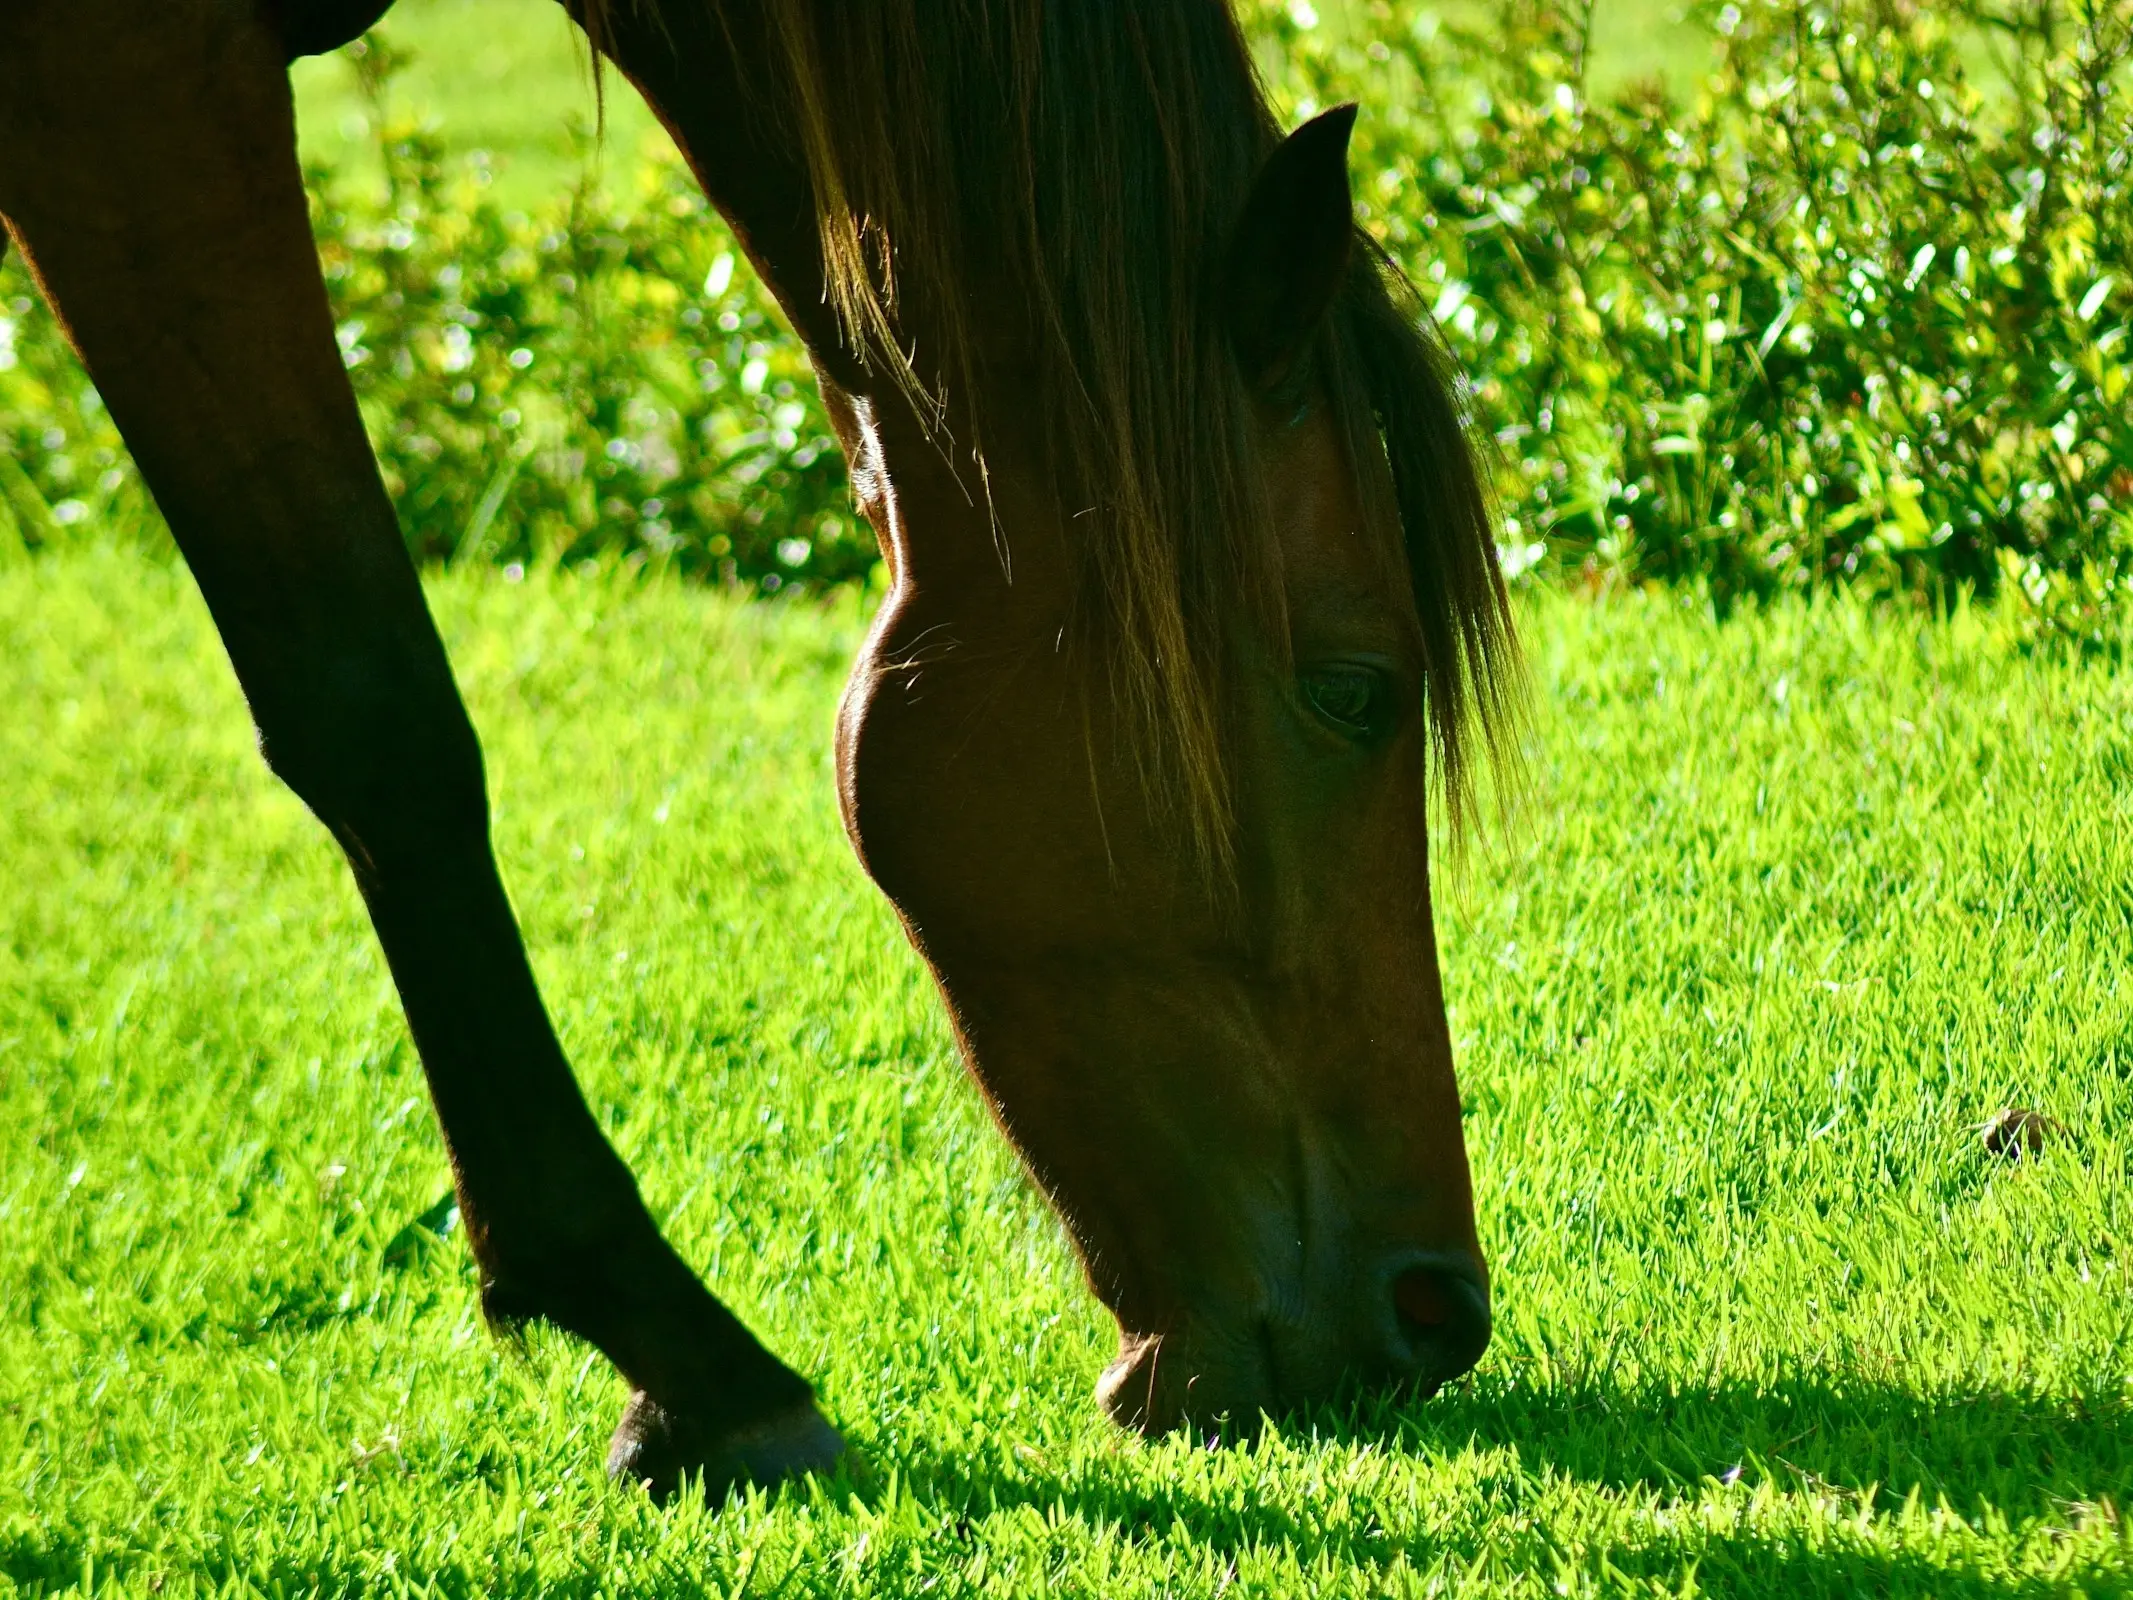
(605, 1390, 848, 1502)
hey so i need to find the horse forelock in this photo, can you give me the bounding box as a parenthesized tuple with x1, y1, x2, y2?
(592, 0, 1517, 863)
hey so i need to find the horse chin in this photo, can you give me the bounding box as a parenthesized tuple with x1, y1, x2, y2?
(1097, 1329, 1214, 1437)
(1093, 1322, 1283, 1439)
(1091, 1265, 1483, 1438)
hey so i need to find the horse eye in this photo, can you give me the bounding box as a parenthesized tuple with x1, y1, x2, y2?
(1300, 665, 1384, 736)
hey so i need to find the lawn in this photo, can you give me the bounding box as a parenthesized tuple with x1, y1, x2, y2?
(287, 0, 1710, 207)
(1, 547, 2127, 1597)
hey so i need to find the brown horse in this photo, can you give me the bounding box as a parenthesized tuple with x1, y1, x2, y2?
(0, 0, 1518, 1498)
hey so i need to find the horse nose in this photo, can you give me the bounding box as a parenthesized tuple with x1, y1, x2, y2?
(1379, 1252, 1491, 1390)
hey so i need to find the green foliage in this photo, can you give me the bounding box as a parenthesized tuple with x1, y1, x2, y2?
(324, 39, 866, 590)
(0, 276, 142, 562)
(1265, 0, 2133, 632)
(4, 5, 2133, 627)
(2, 550, 2129, 1593)
(0, 36, 867, 593)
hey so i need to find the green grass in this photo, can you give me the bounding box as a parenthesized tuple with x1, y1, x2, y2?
(1, 546, 2128, 1597)
(290, 0, 669, 208)
(287, 0, 1708, 208)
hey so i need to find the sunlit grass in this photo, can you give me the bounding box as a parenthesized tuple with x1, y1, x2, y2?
(290, 0, 670, 209)
(0, 547, 2127, 1596)
(287, 0, 1708, 209)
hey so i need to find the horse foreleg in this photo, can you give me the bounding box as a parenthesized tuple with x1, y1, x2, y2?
(0, 0, 840, 1498)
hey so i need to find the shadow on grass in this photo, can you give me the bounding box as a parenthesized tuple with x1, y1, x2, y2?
(878, 1374, 2130, 1598)
(7, 1379, 2123, 1598)
(1363, 1371, 2131, 1510)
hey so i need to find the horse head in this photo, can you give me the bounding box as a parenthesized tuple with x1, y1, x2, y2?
(818, 87, 1515, 1431)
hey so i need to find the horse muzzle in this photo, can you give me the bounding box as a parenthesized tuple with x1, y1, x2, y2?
(1093, 1248, 1491, 1435)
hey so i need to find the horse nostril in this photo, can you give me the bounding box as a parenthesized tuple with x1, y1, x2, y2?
(1386, 1258, 1491, 1387)
(1393, 1266, 1453, 1330)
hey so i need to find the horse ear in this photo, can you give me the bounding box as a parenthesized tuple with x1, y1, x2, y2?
(1223, 103, 1359, 392)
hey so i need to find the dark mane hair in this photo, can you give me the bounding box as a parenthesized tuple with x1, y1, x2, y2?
(616, 0, 1519, 860)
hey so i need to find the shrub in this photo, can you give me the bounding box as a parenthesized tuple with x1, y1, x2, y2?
(4, 5, 2131, 635)
(0, 36, 865, 592)
(1262, 0, 2133, 633)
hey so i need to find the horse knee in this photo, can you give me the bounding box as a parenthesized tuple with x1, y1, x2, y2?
(250, 650, 491, 874)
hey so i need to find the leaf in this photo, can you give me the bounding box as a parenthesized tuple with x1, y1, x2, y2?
(1756, 297, 1799, 362)
(0, 452, 52, 551)
(381, 1191, 461, 1273)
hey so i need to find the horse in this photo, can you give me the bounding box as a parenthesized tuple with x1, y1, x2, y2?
(0, 0, 1519, 1499)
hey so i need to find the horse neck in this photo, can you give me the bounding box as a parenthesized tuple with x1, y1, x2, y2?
(592, 0, 1069, 616)
(824, 368, 1075, 641)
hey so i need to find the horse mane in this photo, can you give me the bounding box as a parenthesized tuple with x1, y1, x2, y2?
(604, 0, 1518, 861)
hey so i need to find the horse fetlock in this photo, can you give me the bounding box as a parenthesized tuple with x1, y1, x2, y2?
(477, 1223, 840, 1504)
(477, 1218, 815, 1424)
(472, 1204, 676, 1340)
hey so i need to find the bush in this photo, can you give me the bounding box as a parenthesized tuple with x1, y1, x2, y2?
(1263, 0, 2133, 633)
(0, 36, 866, 593)
(4, 6, 2131, 633)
